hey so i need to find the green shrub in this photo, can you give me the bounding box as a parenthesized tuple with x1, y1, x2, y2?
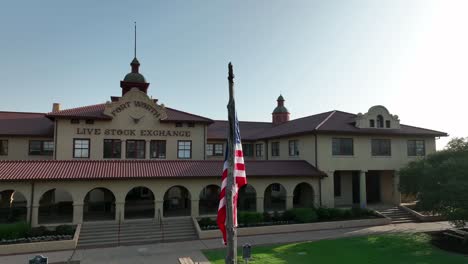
(263, 212, 272, 222)
(328, 208, 346, 220)
(271, 211, 281, 222)
(55, 225, 74, 236)
(0, 222, 30, 240)
(316, 207, 331, 221)
(291, 208, 318, 223)
(281, 210, 295, 221)
(28, 226, 50, 237)
(239, 212, 262, 226)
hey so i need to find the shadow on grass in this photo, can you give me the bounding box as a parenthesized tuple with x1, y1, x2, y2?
(203, 233, 468, 264)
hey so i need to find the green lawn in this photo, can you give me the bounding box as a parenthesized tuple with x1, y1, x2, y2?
(203, 233, 467, 264)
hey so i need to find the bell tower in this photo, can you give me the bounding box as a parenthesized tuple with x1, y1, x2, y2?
(272, 94, 290, 125)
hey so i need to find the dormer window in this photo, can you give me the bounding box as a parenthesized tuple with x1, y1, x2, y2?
(369, 120, 375, 128)
(385, 120, 391, 128)
(376, 115, 384, 128)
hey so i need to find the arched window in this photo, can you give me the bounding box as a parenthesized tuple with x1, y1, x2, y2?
(376, 115, 384, 128)
(39, 189, 73, 224)
(163, 186, 191, 217)
(238, 184, 256, 212)
(264, 183, 286, 212)
(83, 188, 116, 221)
(199, 185, 220, 215)
(293, 183, 315, 208)
(125, 187, 155, 219)
(0, 190, 27, 223)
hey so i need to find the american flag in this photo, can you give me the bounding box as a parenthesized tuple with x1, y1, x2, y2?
(217, 114, 247, 244)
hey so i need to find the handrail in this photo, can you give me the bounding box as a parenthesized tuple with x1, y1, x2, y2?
(158, 208, 164, 242)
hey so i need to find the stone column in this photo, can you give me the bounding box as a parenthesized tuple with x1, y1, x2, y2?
(393, 171, 401, 205)
(31, 204, 39, 227)
(286, 195, 294, 210)
(155, 200, 164, 219)
(73, 203, 83, 225)
(191, 199, 199, 217)
(360, 171, 367, 208)
(256, 197, 264, 213)
(115, 202, 125, 223)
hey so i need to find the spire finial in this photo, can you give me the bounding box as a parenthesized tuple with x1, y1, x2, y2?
(134, 21, 137, 58)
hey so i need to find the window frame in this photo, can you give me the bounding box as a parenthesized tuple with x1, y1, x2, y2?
(177, 140, 192, 159)
(214, 143, 223, 156)
(271, 142, 280, 157)
(29, 140, 54, 156)
(242, 143, 254, 157)
(407, 139, 425, 156)
(332, 138, 354, 156)
(150, 140, 166, 159)
(0, 140, 8, 156)
(369, 119, 375, 127)
(103, 139, 121, 159)
(73, 138, 90, 158)
(255, 143, 263, 157)
(206, 143, 214, 156)
(371, 139, 392, 156)
(126, 140, 146, 159)
(288, 140, 299, 156)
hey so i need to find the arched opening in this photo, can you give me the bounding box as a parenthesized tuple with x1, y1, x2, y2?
(238, 184, 256, 212)
(83, 188, 116, 221)
(163, 186, 191, 217)
(125, 187, 155, 219)
(293, 182, 315, 208)
(199, 185, 220, 215)
(0, 190, 27, 223)
(264, 183, 286, 212)
(39, 189, 73, 224)
(377, 115, 384, 128)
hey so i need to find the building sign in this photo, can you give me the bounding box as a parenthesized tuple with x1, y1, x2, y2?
(76, 128, 191, 137)
(110, 101, 163, 119)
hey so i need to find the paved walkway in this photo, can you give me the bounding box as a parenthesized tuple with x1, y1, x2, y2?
(0, 221, 453, 264)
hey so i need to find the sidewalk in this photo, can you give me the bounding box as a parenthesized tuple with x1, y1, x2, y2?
(0, 221, 452, 264)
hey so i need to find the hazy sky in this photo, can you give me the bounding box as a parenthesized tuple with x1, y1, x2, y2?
(0, 1, 466, 149)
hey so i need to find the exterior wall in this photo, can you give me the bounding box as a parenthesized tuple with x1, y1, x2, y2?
(0, 137, 54, 160)
(266, 135, 316, 163)
(0, 176, 320, 226)
(334, 171, 353, 206)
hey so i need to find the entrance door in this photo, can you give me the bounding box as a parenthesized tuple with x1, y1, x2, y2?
(366, 171, 381, 203)
(352, 171, 360, 204)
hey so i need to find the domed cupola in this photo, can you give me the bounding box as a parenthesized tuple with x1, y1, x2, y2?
(272, 94, 290, 125)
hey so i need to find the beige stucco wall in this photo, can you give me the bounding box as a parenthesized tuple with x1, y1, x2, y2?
(0, 137, 54, 160)
(266, 135, 316, 163)
(334, 171, 353, 206)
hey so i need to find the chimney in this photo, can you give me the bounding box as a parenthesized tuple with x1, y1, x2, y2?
(52, 103, 61, 113)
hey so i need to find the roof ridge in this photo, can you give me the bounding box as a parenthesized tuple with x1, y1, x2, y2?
(163, 107, 213, 122)
(315, 110, 337, 130)
(0, 111, 46, 115)
(47, 103, 106, 115)
(212, 120, 272, 124)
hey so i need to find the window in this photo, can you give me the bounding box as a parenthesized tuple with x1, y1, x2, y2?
(377, 115, 384, 128)
(175, 122, 183, 127)
(126, 140, 146, 159)
(85, 119, 94, 124)
(271, 142, 280, 157)
(73, 139, 90, 158)
(385, 120, 391, 128)
(188, 122, 195, 127)
(0, 140, 7, 155)
(29, 140, 54, 156)
(242, 144, 254, 157)
(70, 119, 80, 124)
(255, 143, 263, 157)
(369, 120, 375, 127)
(372, 139, 391, 156)
(332, 138, 353, 156)
(150, 140, 166, 159)
(206, 144, 213, 156)
(408, 140, 425, 156)
(103, 139, 121, 159)
(214, 144, 223, 156)
(334, 171, 341, 197)
(178, 140, 192, 159)
(289, 140, 299, 156)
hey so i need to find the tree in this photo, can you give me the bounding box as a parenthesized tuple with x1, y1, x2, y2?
(399, 137, 468, 227)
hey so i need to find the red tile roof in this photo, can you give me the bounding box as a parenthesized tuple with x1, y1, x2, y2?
(0, 160, 324, 181)
(0, 112, 54, 137)
(46, 104, 213, 123)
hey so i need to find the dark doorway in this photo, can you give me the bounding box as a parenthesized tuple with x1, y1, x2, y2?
(366, 171, 381, 203)
(352, 171, 360, 204)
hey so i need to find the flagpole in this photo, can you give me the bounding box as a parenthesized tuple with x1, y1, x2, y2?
(225, 62, 237, 264)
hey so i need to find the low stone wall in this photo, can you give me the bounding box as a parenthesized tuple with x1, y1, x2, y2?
(193, 217, 391, 240)
(0, 224, 81, 256)
(399, 205, 445, 222)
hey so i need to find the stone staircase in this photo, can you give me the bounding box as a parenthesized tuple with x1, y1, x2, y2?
(78, 217, 198, 248)
(377, 207, 419, 224)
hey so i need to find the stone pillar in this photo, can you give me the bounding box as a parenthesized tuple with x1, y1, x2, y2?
(286, 195, 294, 210)
(359, 171, 367, 209)
(115, 202, 125, 223)
(73, 203, 83, 224)
(393, 171, 401, 205)
(155, 200, 164, 219)
(191, 199, 199, 217)
(31, 204, 39, 227)
(256, 197, 264, 213)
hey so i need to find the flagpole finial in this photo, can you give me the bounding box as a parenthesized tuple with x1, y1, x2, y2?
(134, 21, 137, 58)
(228, 62, 234, 82)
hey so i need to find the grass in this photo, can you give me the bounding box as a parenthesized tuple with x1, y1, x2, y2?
(203, 233, 468, 264)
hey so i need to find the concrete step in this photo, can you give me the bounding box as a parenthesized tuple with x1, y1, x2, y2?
(377, 207, 419, 223)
